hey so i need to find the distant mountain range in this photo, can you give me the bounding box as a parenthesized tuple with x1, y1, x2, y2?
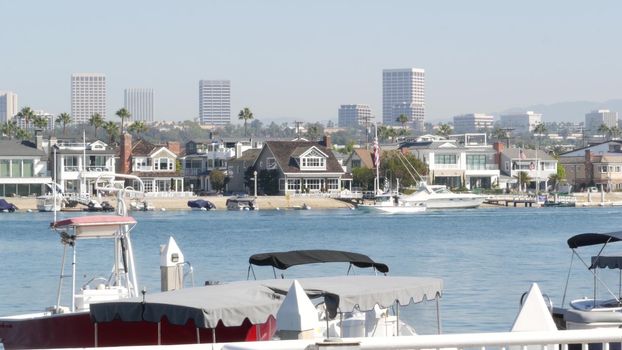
(499, 99, 622, 123)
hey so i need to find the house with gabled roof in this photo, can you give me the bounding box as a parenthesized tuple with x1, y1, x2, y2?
(252, 139, 350, 195)
(119, 134, 184, 193)
(0, 139, 52, 196)
(557, 140, 622, 191)
(344, 148, 374, 172)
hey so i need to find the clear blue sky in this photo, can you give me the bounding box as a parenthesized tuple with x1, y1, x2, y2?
(2, 1, 621, 124)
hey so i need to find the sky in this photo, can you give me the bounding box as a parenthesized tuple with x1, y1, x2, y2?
(2, 1, 622, 124)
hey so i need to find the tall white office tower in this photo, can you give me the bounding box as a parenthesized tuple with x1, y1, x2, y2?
(585, 109, 618, 134)
(0, 91, 18, 123)
(124, 88, 154, 123)
(453, 113, 495, 134)
(338, 104, 373, 128)
(499, 111, 542, 135)
(199, 80, 231, 125)
(71, 73, 106, 124)
(382, 68, 425, 132)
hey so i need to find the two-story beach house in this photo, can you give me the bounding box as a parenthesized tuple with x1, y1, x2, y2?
(497, 143, 557, 191)
(0, 139, 52, 196)
(400, 134, 501, 189)
(51, 139, 116, 195)
(119, 134, 184, 193)
(557, 140, 622, 191)
(251, 138, 350, 195)
(182, 140, 236, 193)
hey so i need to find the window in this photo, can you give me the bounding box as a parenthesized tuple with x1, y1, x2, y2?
(327, 179, 339, 190)
(267, 157, 276, 169)
(466, 155, 487, 170)
(304, 179, 322, 190)
(22, 160, 33, 177)
(435, 154, 457, 164)
(0, 160, 9, 177)
(300, 157, 326, 170)
(287, 179, 301, 191)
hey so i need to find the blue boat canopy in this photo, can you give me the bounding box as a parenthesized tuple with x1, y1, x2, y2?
(567, 232, 622, 249)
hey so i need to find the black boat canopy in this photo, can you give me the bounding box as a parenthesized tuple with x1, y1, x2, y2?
(590, 256, 622, 269)
(249, 250, 389, 274)
(567, 232, 622, 249)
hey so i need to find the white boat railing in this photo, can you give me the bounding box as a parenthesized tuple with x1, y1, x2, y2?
(207, 329, 622, 350)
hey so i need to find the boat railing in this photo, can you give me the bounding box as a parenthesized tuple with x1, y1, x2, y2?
(208, 328, 622, 350)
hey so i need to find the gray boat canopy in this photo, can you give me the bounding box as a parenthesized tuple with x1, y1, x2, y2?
(590, 256, 622, 269)
(249, 250, 389, 274)
(89, 275, 442, 328)
(567, 232, 622, 249)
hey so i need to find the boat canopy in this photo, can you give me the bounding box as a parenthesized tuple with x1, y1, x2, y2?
(590, 256, 622, 269)
(89, 275, 442, 328)
(249, 249, 389, 273)
(51, 215, 136, 238)
(567, 232, 622, 249)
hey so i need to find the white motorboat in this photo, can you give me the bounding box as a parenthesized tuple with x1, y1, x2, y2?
(36, 194, 64, 212)
(402, 182, 484, 209)
(359, 193, 426, 214)
(227, 196, 258, 210)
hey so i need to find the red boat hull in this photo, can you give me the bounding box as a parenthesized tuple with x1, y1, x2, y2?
(0, 312, 276, 349)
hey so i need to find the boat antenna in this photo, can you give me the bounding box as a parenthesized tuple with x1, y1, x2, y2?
(53, 147, 57, 223)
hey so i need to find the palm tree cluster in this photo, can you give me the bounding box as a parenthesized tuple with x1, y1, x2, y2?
(597, 124, 621, 140)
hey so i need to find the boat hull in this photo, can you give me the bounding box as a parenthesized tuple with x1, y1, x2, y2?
(359, 204, 426, 214)
(424, 197, 484, 209)
(0, 311, 275, 349)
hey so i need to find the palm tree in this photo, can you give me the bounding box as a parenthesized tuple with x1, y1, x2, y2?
(0, 121, 18, 140)
(102, 121, 119, 145)
(14, 127, 30, 140)
(610, 126, 621, 139)
(436, 123, 452, 138)
(128, 121, 148, 136)
(598, 124, 611, 139)
(514, 171, 531, 193)
(32, 115, 49, 130)
(115, 108, 131, 134)
(89, 113, 104, 139)
(396, 114, 409, 129)
(533, 122, 547, 136)
(16, 107, 35, 130)
(238, 107, 254, 137)
(55, 113, 72, 137)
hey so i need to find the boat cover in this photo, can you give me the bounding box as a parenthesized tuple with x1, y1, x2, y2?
(590, 256, 622, 269)
(52, 215, 137, 238)
(0, 199, 15, 211)
(89, 275, 442, 328)
(567, 232, 622, 248)
(187, 199, 215, 209)
(249, 250, 389, 273)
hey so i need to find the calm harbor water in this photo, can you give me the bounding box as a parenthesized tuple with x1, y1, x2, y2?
(0, 207, 620, 334)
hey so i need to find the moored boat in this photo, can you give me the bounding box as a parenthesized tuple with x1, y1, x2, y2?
(402, 182, 484, 209)
(187, 199, 216, 211)
(0, 198, 17, 213)
(227, 196, 257, 211)
(358, 192, 426, 214)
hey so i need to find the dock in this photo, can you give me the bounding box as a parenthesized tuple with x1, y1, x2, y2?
(485, 195, 538, 207)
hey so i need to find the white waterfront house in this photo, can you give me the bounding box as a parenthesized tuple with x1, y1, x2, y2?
(51, 139, 116, 195)
(499, 146, 557, 191)
(0, 140, 52, 196)
(400, 134, 500, 189)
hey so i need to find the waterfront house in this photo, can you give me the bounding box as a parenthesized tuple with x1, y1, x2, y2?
(558, 140, 622, 191)
(227, 149, 262, 194)
(251, 137, 350, 195)
(51, 138, 116, 195)
(0, 139, 52, 196)
(497, 143, 557, 191)
(344, 148, 374, 172)
(400, 133, 500, 189)
(119, 134, 184, 193)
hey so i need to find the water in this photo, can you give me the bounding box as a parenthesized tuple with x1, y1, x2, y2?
(0, 207, 620, 334)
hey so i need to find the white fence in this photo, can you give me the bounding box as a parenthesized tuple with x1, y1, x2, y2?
(144, 191, 196, 198)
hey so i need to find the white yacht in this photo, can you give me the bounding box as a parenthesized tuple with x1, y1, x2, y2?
(402, 182, 484, 209)
(36, 194, 64, 212)
(359, 192, 426, 214)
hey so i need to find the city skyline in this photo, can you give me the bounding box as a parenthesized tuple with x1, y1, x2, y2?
(2, 1, 622, 124)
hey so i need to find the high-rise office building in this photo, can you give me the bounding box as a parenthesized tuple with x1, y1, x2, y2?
(0, 91, 18, 123)
(199, 80, 230, 125)
(453, 113, 495, 134)
(71, 73, 106, 124)
(338, 104, 373, 128)
(124, 88, 154, 123)
(585, 109, 618, 134)
(499, 111, 542, 135)
(382, 68, 425, 131)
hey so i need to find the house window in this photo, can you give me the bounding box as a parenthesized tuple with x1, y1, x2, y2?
(351, 160, 361, 168)
(156, 158, 171, 171)
(22, 160, 33, 177)
(305, 179, 321, 191)
(466, 155, 487, 170)
(287, 179, 301, 191)
(300, 157, 326, 170)
(435, 154, 457, 164)
(326, 179, 339, 190)
(267, 157, 277, 169)
(0, 160, 9, 177)
(144, 181, 153, 193)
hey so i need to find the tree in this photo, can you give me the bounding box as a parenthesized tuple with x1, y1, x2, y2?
(436, 123, 452, 138)
(533, 122, 547, 136)
(352, 167, 375, 191)
(257, 169, 280, 195)
(492, 127, 508, 142)
(128, 121, 148, 136)
(305, 122, 323, 141)
(0, 121, 18, 140)
(379, 150, 427, 188)
(610, 126, 622, 139)
(55, 113, 72, 137)
(115, 108, 132, 134)
(16, 107, 35, 130)
(514, 171, 531, 192)
(89, 113, 104, 139)
(102, 121, 119, 145)
(14, 127, 30, 140)
(396, 114, 409, 129)
(32, 115, 49, 130)
(238, 107, 254, 137)
(209, 169, 226, 192)
(598, 124, 611, 139)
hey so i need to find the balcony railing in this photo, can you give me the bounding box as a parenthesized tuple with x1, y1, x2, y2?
(466, 164, 499, 170)
(433, 163, 460, 169)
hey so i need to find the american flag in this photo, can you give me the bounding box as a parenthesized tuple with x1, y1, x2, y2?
(372, 137, 380, 168)
(519, 148, 527, 160)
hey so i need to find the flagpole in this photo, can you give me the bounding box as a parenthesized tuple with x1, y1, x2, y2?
(374, 123, 379, 195)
